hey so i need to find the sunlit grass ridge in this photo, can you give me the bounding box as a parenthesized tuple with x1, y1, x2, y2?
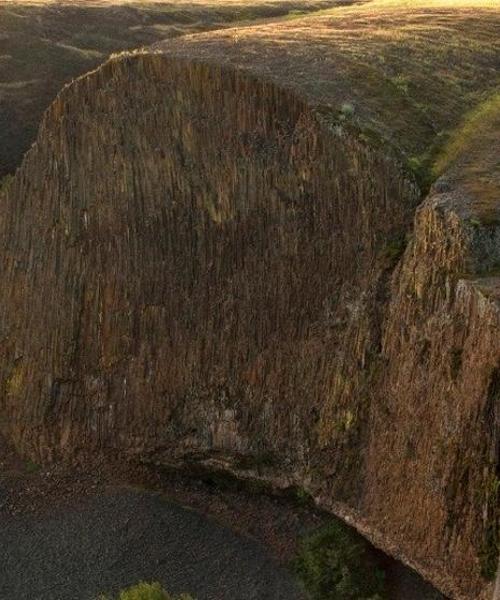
(153, 0, 500, 192)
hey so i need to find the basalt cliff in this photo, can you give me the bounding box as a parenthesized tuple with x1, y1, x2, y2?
(0, 2, 499, 598)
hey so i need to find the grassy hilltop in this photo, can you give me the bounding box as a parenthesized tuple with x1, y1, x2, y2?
(153, 0, 500, 192)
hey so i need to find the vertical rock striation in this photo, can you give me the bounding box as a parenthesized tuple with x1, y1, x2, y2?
(364, 188, 500, 598)
(0, 6, 499, 597)
(0, 54, 417, 471)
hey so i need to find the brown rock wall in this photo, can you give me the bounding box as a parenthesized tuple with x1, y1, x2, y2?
(0, 52, 497, 598)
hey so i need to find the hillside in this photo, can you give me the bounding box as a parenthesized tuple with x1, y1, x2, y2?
(0, 0, 342, 178)
(153, 0, 500, 184)
(0, 1, 498, 599)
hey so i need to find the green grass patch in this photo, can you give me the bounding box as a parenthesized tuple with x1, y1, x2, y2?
(24, 459, 40, 474)
(389, 74, 410, 96)
(283, 9, 309, 20)
(0, 174, 14, 195)
(98, 581, 194, 600)
(433, 92, 500, 178)
(380, 232, 408, 266)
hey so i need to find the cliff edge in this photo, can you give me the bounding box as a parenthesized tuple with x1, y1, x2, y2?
(0, 1, 499, 597)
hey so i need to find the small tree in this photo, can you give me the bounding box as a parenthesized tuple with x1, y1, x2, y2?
(293, 521, 386, 600)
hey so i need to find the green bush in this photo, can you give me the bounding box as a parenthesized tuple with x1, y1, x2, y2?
(293, 521, 387, 600)
(0, 174, 13, 195)
(99, 582, 194, 600)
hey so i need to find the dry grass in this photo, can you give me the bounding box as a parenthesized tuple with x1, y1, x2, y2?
(155, 0, 499, 190)
(1, 0, 498, 197)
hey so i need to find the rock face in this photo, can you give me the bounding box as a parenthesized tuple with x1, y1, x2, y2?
(0, 4, 499, 599)
(367, 192, 500, 599)
(0, 54, 418, 476)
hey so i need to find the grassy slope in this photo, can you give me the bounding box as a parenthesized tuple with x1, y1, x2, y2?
(435, 92, 500, 221)
(0, 0, 343, 178)
(154, 0, 500, 190)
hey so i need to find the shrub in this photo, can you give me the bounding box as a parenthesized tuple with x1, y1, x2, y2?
(340, 103, 355, 118)
(0, 174, 13, 195)
(293, 521, 387, 600)
(99, 582, 194, 600)
(381, 232, 407, 265)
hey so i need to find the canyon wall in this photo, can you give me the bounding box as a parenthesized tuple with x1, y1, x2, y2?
(0, 31, 498, 600)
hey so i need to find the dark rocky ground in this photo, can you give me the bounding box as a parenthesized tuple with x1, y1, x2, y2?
(0, 488, 305, 600)
(0, 435, 445, 600)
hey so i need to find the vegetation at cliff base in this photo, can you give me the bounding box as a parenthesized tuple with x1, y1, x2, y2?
(99, 581, 194, 600)
(293, 521, 387, 600)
